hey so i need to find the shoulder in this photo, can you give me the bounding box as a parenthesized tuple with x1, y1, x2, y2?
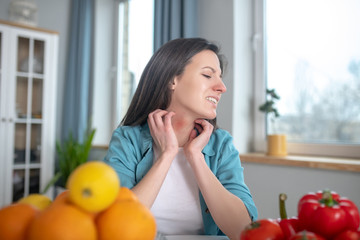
(112, 124, 142, 137)
(105, 124, 152, 164)
(213, 128, 232, 138)
(111, 124, 150, 141)
(109, 123, 152, 153)
(209, 128, 234, 147)
(107, 125, 141, 152)
(203, 128, 237, 156)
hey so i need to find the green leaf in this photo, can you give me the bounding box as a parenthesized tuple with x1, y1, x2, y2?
(259, 88, 281, 118)
(45, 127, 96, 190)
(42, 172, 62, 194)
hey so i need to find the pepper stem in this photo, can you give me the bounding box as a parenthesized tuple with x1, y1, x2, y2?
(279, 193, 288, 219)
(321, 190, 336, 207)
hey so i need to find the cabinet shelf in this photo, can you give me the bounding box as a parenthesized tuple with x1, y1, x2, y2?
(13, 163, 42, 169)
(16, 71, 44, 78)
(15, 118, 43, 123)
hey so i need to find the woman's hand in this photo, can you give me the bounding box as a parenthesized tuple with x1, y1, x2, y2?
(130, 110, 178, 208)
(147, 109, 178, 155)
(183, 119, 213, 159)
(183, 119, 251, 239)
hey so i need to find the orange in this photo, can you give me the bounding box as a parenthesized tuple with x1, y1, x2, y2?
(0, 203, 38, 240)
(116, 187, 138, 202)
(96, 200, 157, 240)
(66, 161, 120, 213)
(52, 190, 99, 220)
(52, 189, 71, 206)
(27, 201, 97, 240)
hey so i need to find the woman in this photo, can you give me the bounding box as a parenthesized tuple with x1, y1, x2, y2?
(104, 38, 257, 239)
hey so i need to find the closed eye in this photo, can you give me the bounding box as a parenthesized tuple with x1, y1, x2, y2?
(202, 74, 211, 79)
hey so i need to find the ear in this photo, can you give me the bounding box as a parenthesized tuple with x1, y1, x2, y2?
(169, 76, 179, 90)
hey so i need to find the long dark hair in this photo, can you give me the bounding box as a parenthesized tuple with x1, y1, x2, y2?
(121, 38, 225, 128)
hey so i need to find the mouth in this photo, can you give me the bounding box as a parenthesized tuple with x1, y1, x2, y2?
(206, 96, 219, 105)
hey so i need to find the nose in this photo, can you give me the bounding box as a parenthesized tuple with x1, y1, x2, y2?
(215, 79, 227, 93)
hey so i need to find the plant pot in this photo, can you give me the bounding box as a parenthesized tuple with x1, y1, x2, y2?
(267, 134, 287, 156)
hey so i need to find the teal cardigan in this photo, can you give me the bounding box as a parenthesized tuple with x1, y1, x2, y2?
(103, 123, 258, 235)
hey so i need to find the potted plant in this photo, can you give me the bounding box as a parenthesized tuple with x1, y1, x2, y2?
(42, 127, 96, 195)
(259, 88, 287, 156)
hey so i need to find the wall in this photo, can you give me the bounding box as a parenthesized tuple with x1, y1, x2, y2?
(197, 0, 235, 136)
(197, 0, 254, 154)
(91, 0, 118, 146)
(243, 162, 360, 218)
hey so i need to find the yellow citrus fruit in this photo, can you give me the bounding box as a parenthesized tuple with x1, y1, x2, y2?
(18, 193, 52, 210)
(96, 200, 157, 240)
(66, 161, 120, 213)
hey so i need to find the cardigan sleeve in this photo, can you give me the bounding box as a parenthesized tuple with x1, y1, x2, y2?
(103, 126, 140, 188)
(213, 130, 258, 222)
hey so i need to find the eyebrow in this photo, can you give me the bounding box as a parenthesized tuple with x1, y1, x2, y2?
(202, 66, 223, 78)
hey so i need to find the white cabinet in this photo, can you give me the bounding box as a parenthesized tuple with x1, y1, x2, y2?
(0, 20, 58, 207)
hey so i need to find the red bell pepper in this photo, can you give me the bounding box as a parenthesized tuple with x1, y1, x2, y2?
(333, 230, 360, 240)
(338, 197, 360, 230)
(297, 190, 360, 239)
(278, 193, 302, 239)
(289, 230, 326, 240)
(240, 219, 285, 240)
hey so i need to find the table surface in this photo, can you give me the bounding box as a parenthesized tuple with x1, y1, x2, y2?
(156, 234, 229, 240)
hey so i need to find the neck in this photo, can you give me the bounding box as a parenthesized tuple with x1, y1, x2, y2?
(171, 114, 196, 147)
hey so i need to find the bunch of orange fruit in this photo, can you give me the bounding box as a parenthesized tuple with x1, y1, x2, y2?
(0, 161, 157, 240)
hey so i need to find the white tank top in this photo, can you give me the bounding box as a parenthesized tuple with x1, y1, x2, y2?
(150, 148, 204, 235)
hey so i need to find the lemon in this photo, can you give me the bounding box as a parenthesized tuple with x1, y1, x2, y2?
(66, 161, 120, 213)
(18, 194, 52, 210)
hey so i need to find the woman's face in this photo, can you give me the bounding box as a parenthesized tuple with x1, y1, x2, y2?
(168, 50, 227, 120)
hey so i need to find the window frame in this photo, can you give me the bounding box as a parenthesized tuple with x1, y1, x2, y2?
(113, 0, 126, 129)
(253, 0, 360, 159)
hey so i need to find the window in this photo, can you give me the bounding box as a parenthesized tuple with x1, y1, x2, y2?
(115, 0, 154, 126)
(254, 0, 360, 158)
(91, 0, 154, 146)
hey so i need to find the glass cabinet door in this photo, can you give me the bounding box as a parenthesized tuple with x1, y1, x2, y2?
(12, 35, 45, 201)
(0, 21, 57, 207)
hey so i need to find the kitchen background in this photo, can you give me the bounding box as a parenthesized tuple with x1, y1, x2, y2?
(0, 0, 359, 219)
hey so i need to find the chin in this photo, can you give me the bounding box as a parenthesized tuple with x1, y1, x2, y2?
(203, 111, 217, 120)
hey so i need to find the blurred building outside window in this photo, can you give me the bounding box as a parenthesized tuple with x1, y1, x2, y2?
(254, 0, 360, 158)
